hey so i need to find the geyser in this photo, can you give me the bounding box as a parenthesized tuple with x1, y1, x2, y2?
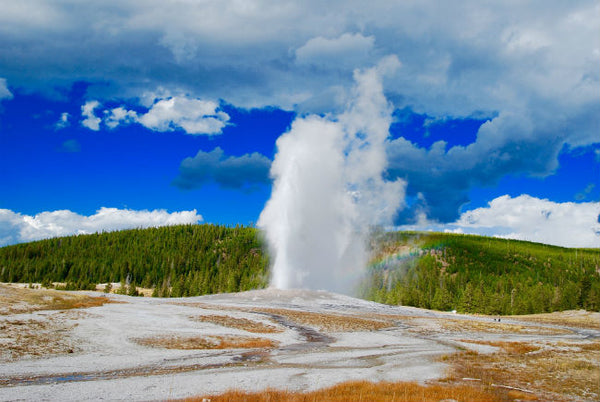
(258, 57, 406, 293)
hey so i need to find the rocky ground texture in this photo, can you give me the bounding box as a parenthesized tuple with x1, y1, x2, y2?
(0, 284, 598, 401)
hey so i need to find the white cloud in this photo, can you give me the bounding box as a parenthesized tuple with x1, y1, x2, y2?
(136, 96, 229, 135)
(1, 1, 598, 224)
(1, 2, 597, 139)
(87, 96, 230, 135)
(295, 32, 376, 68)
(400, 195, 600, 248)
(2, 1, 596, 118)
(55, 112, 70, 129)
(0, 78, 13, 100)
(0, 207, 203, 246)
(104, 106, 137, 129)
(81, 100, 101, 131)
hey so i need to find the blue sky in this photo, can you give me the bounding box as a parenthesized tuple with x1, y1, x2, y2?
(0, 0, 598, 248)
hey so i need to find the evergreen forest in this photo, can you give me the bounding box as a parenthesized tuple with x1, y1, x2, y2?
(1, 225, 599, 314)
(360, 231, 600, 314)
(0, 224, 269, 297)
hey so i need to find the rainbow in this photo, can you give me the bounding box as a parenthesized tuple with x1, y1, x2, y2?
(368, 247, 423, 271)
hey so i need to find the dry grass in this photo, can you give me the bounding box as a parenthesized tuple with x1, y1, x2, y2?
(180, 380, 503, 402)
(95, 283, 155, 297)
(0, 283, 113, 315)
(445, 339, 600, 402)
(173, 302, 395, 332)
(511, 310, 600, 329)
(134, 334, 278, 350)
(192, 314, 283, 333)
(409, 316, 572, 336)
(0, 284, 109, 361)
(0, 316, 80, 361)
(252, 308, 395, 332)
(457, 339, 541, 354)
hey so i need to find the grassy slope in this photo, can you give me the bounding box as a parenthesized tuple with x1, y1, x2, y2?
(0, 226, 598, 313)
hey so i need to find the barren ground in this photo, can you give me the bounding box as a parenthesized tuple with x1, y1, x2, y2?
(0, 283, 598, 401)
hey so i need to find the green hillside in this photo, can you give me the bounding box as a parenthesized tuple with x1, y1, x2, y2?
(1, 226, 598, 314)
(360, 231, 600, 314)
(0, 224, 269, 297)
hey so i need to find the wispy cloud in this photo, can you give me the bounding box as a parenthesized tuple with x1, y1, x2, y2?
(575, 183, 596, 201)
(58, 139, 81, 153)
(0, 78, 12, 100)
(55, 112, 70, 129)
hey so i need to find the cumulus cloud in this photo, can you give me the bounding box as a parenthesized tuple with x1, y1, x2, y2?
(386, 110, 580, 223)
(104, 107, 137, 129)
(81, 96, 229, 135)
(136, 97, 229, 135)
(0, 78, 12, 100)
(2, 1, 595, 116)
(457, 195, 600, 248)
(173, 147, 271, 190)
(400, 195, 600, 248)
(1, 1, 598, 222)
(81, 100, 101, 130)
(0, 207, 203, 246)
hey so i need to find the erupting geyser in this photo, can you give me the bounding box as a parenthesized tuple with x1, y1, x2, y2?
(258, 57, 406, 293)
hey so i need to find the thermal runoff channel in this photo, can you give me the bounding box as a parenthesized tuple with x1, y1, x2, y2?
(258, 57, 406, 293)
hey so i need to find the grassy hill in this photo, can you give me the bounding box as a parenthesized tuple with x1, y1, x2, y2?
(0, 225, 598, 313)
(360, 231, 600, 314)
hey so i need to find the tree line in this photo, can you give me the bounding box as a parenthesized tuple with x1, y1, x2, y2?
(1, 226, 599, 314)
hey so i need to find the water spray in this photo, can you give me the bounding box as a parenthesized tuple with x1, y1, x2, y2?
(258, 56, 406, 294)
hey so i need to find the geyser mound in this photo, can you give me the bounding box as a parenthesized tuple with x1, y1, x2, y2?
(258, 57, 406, 294)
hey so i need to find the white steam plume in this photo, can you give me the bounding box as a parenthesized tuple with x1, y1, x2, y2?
(258, 57, 406, 293)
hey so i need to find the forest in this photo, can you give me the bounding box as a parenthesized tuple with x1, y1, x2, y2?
(0, 225, 598, 313)
(360, 231, 600, 314)
(0, 224, 269, 297)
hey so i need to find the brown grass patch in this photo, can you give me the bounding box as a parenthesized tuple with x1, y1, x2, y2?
(445, 339, 600, 401)
(0, 283, 114, 315)
(134, 334, 277, 350)
(252, 308, 395, 332)
(427, 317, 571, 335)
(0, 316, 79, 361)
(192, 315, 283, 333)
(457, 339, 540, 354)
(510, 310, 600, 330)
(172, 302, 396, 332)
(179, 380, 503, 402)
